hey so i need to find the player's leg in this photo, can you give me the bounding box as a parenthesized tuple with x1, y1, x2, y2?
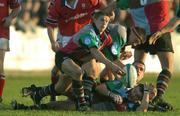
(61, 58, 89, 111)
(50, 66, 61, 101)
(54, 74, 72, 95)
(151, 32, 174, 110)
(21, 74, 72, 105)
(134, 49, 147, 64)
(82, 59, 101, 106)
(0, 50, 5, 103)
(152, 51, 174, 110)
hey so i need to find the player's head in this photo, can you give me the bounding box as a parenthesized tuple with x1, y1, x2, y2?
(127, 26, 146, 47)
(92, 11, 111, 33)
(127, 83, 157, 102)
(133, 61, 145, 82)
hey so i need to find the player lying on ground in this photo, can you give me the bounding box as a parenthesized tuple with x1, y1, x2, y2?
(46, 0, 115, 102)
(12, 83, 171, 112)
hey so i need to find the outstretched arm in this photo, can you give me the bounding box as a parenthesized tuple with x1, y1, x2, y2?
(3, 7, 21, 28)
(90, 47, 125, 76)
(149, 17, 180, 45)
(136, 83, 150, 112)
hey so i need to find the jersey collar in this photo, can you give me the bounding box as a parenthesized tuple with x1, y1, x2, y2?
(64, 0, 78, 9)
(92, 22, 100, 36)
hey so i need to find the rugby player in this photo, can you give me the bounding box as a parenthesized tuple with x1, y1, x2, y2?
(46, 0, 114, 101)
(0, 0, 20, 103)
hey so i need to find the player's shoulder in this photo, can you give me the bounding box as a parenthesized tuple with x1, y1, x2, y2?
(75, 24, 97, 39)
(108, 24, 127, 39)
(80, 24, 96, 34)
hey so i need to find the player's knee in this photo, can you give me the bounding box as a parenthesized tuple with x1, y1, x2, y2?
(72, 68, 83, 81)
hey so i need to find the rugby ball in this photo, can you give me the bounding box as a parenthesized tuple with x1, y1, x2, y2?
(121, 64, 137, 88)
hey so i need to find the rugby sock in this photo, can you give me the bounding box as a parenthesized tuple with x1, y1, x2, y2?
(83, 74, 95, 106)
(156, 69, 171, 97)
(72, 80, 86, 107)
(50, 68, 60, 101)
(38, 84, 58, 98)
(51, 68, 59, 84)
(0, 74, 5, 98)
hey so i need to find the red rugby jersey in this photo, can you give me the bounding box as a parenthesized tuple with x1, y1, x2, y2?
(45, 0, 101, 36)
(0, 0, 20, 39)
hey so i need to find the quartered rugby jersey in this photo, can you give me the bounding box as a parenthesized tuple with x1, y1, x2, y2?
(0, 0, 20, 39)
(59, 23, 112, 60)
(45, 0, 100, 36)
(117, 0, 170, 35)
(102, 24, 127, 61)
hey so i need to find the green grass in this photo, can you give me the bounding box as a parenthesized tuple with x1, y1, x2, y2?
(0, 71, 180, 116)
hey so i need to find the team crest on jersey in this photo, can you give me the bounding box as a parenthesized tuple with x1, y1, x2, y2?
(84, 36, 91, 45)
(111, 42, 118, 55)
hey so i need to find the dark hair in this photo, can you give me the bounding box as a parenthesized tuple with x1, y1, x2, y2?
(133, 60, 146, 71)
(92, 10, 106, 19)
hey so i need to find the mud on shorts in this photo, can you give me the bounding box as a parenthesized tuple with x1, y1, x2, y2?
(133, 32, 174, 55)
(55, 51, 83, 72)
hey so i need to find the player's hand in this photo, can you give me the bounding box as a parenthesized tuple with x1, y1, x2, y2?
(149, 31, 162, 45)
(120, 51, 132, 60)
(109, 92, 123, 104)
(51, 41, 61, 52)
(110, 63, 126, 76)
(143, 82, 149, 93)
(2, 17, 12, 28)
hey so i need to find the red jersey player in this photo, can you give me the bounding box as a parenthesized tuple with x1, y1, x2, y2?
(0, 0, 21, 102)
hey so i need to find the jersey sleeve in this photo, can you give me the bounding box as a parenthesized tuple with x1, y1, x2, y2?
(45, 0, 59, 27)
(116, 0, 129, 10)
(79, 32, 100, 49)
(109, 24, 127, 59)
(8, 0, 20, 9)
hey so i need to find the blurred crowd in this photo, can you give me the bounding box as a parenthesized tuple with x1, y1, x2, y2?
(14, 0, 180, 33)
(15, 0, 49, 33)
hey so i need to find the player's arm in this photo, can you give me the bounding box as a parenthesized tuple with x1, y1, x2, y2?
(45, 1, 60, 52)
(47, 26, 60, 52)
(95, 83, 123, 104)
(158, 17, 180, 34)
(149, 17, 180, 45)
(90, 47, 125, 76)
(3, 3, 21, 28)
(136, 83, 149, 112)
(79, 33, 125, 76)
